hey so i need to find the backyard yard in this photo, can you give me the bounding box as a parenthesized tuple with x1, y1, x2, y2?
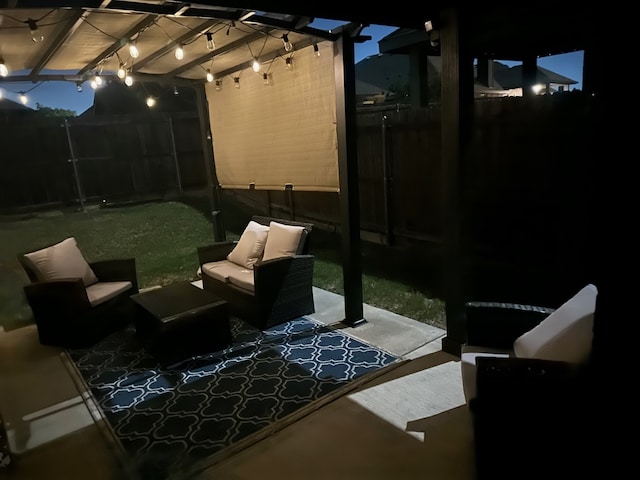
(0, 198, 445, 332)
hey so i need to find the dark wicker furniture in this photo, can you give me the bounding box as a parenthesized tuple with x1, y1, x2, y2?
(18, 253, 138, 348)
(131, 281, 230, 365)
(197, 216, 315, 330)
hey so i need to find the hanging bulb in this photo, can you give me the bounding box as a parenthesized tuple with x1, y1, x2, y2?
(0, 59, 8, 77)
(129, 42, 139, 58)
(173, 86, 179, 96)
(76, 81, 83, 92)
(0, 90, 3, 100)
(117, 64, 126, 79)
(233, 77, 240, 89)
(285, 57, 293, 70)
(282, 33, 293, 52)
(19, 92, 28, 104)
(94, 74, 103, 87)
(27, 19, 44, 43)
(226, 21, 235, 36)
(252, 58, 260, 73)
(175, 44, 184, 60)
(263, 73, 269, 85)
(124, 74, 133, 86)
(215, 79, 222, 91)
(146, 96, 156, 108)
(206, 70, 214, 83)
(313, 43, 320, 57)
(205, 32, 215, 51)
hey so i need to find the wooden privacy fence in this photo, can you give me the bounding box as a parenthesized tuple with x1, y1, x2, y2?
(0, 111, 207, 212)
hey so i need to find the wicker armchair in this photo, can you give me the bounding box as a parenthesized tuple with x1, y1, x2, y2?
(197, 216, 314, 330)
(18, 237, 139, 348)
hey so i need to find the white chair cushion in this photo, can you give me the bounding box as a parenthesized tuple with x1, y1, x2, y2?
(513, 283, 597, 364)
(24, 237, 98, 287)
(261, 221, 305, 262)
(85, 281, 133, 307)
(202, 260, 239, 283)
(227, 220, 270, 269)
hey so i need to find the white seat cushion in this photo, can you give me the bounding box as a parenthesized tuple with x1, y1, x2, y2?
(24, 237, 99, 287)
(513, 283, 597, 364)
(227, 220, 270, 269)
(86, 281, 132, 307)
(261, 221, 305, 262)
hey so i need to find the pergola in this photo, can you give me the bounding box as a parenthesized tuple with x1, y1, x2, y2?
(1, 3, 611, 362)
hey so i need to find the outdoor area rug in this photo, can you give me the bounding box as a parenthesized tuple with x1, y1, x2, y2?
(64, 315, 400, 480)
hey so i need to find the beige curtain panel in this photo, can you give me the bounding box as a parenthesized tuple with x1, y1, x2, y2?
(206, 41, 339, 192)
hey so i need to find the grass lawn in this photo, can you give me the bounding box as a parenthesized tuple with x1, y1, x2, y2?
(1, 199, 445, 332)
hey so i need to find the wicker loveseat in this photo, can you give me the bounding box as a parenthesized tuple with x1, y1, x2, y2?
(197, 216, 314, 330)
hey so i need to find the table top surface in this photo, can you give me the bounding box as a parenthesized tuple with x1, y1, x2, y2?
(131, 281, 226, 319)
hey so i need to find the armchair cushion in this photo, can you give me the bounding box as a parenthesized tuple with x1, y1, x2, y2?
(24, 237, 98, 287)
(261, 221, 305, 262)
(86, 281, 133, 307)
(227, 220, 270, 269)
(513, 283, 597, 364)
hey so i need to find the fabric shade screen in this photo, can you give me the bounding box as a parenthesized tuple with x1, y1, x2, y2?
(206, 41, 339, 192)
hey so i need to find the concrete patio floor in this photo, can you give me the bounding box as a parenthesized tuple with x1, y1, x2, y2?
(0, 287, 475, 480)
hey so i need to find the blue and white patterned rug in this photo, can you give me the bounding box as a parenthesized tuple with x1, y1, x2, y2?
(65, 316, 399, 480)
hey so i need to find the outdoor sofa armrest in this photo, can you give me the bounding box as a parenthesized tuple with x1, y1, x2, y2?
(254, 254, 315, 299)
(90, 258, 138, 292)
(465, 301, 555, 349)
(24, 278, 92, 317)
(197, 242, 236, 264)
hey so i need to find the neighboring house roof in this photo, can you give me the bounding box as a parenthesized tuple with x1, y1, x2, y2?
(494, 64, 578, 89)
(356, 54, 410, 92)
(0, 97, 34, 111)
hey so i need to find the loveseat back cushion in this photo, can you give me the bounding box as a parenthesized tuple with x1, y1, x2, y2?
(512, 283, 597, 365)
(261, 221, 306, 262)
(86, 281, 133, 307)
(24, 237, 99, 287)
(227, 220, 270, 269)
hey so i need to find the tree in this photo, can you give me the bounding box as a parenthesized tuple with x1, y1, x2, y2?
(36, 104, 77, 118)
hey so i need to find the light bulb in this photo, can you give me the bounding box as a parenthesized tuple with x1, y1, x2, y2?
(19, 92, 28, 104)
(27, 19, 44, 43)
(129, 42, 139, 58)
(206, 70, 214, 82)
(117, 65, 126, 79)
(215, 79, 222, 91)
(282, 33, 293, 52)
(94, 75, 103, 86)
(175, 45, 184, 60)
(234, 77, 240, 89)
(205, 32, 215, 51)
(263, 73, 269, 85)
(0, 61, 8, 77)
(252, 59, 260, 72)
(90, 80, 98, 89)
(124, 74, 133, 86)
(173, 86, 179, 95)
(76, 82, 83, 92)
(313, 44, 320, 57)
(285, 57, 293, 70)
(146, 96, 156, 107)
(0, 90, 3, 99)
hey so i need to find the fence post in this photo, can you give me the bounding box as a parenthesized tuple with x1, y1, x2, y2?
(63, 118, 86, 213)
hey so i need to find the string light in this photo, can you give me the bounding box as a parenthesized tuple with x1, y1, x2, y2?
(206, 69, 214, 82)
(27, 18, 44, 43)
(233, 76, 240, 89)
(205, 32, 215, 51)
(281, 33, 293, 52)
(175, 44, 184, 60)
(215, 79, 222, 91)
(129, 42, 139, 58)
(0, 58, 8, 77)
(146, 96, 156, 107)
(285, 57, 293, 70)
(313, 43, 320, 57)
(117, 64, 127, 79)
(124, 73, 134, 86)
(18, 92, 28, 105)
(173, 85, 179, 95)
(263, 73, 269, 85)
(76, 81, 83, 92)
(252, 58, 260, 73)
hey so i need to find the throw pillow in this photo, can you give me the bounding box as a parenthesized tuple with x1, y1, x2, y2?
(227, 220, 270, 269)
(513, 283, 597, 365)
(261, 221, 305, 262)
(24, 237, 99, 287)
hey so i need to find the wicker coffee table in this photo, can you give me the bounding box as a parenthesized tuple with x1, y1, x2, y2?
(131, 281, 231, 365)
